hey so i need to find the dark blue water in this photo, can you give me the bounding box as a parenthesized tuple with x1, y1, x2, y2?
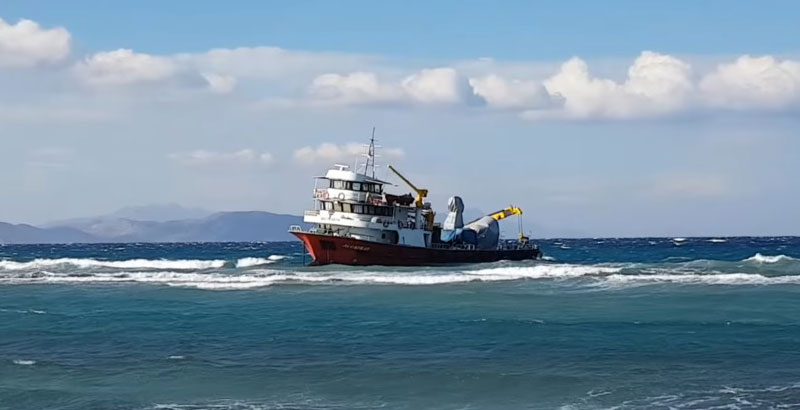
(2, 237, 800, 409)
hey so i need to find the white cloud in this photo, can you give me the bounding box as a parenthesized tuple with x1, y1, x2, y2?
(538, 51, 692, 119)
(469, 74, 552, 109)
(309, 72, 401, 105)
(0, 17, 71, 67)
(401, 67, 471, 104)
(169, 149, 274, 166)
(699, 55, 800, 110)
(74, 48, 177, 86)
(180, 46, 373, 79)
(202, 72, 237, 93)
(293, 142, 404, 165)
(3, 15, 800, 122)
(308, 67, 474, 106)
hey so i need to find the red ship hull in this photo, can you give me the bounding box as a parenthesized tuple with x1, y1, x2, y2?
(292, 232, 540, 266)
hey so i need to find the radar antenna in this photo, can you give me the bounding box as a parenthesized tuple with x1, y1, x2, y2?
(358, 127, 380, 178)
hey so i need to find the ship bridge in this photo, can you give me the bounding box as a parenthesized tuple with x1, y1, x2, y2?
(304, 143, 432, 247)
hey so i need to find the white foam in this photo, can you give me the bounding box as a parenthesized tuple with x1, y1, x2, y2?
(708, 238, 728, 243)
(604, 272, 800, 286)
(4, 261, 800, 290)
(672, 237, 687, 242)
(743, 253, 797, 263)
(168, 355, 185, 360)
(234, 257, 274, 268)
(12, 359, 35, 366)
(0, 258, 226, 271)
(235, 255, 290, 268)
(0, 264, 622, 290)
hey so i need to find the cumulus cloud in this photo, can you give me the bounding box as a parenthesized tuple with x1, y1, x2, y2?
(181, 46, 372, 79)
(469, 74, 553, 109)
(294, 142, 404, 165)
(0, 17, 70, 67)
(308, 67, 476, 105)
(401, 67, 473, 104)
(699, 55, 800, 110)
(169, 149, 274, 166)
(309, 72, 401, 104)
(537, 51, 692, 119)
(202, 72, 237, 93)
(74, 48, 177, 86)
(4, 16, 800, 121)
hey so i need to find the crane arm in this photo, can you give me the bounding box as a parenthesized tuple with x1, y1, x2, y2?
(488, 206, 523, 221)
(388, 165, 428, 207)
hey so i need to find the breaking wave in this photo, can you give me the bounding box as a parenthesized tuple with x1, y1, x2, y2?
(604, 273, 800, 286)
(1, 259, 799, 290)
(0, 265, 620, 289)
(12, 359, 36, 366)
(743, 253, 797, 264)
(0, 258, 227, 271)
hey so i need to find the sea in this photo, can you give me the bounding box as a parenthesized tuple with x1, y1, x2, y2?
(1, 237, 800, 410)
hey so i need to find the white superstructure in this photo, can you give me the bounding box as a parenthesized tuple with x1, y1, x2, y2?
(303, 137, 435, 248)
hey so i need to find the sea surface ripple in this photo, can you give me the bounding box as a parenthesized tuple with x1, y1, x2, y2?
(1, 238, 799, 409)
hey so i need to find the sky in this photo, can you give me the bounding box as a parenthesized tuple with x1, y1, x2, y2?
(1, 1, 799, 237)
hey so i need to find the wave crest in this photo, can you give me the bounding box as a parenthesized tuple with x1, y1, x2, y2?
(743, 253, 797, 264)
(0, 257, 226, 271)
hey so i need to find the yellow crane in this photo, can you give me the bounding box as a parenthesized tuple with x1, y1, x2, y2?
(485, 206, 528, 243)
(487, 206, 523, 221)
(387, 165, 428, 208)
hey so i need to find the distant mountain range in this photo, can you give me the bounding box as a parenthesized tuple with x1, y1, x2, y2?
(0, 205, 306, 244)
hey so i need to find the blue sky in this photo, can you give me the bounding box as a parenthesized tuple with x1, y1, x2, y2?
(4, 0, 800, 58)
(1, 1, 799, 236)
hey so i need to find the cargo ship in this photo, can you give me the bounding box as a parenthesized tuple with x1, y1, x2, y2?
(290, 134, 541, 266)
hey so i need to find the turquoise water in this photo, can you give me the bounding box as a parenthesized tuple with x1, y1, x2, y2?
(2, 238, 800, 409)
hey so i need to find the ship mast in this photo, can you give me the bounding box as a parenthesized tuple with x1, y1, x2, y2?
(359, 127, 378, 178)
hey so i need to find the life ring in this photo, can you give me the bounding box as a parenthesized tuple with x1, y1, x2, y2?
(338, 193, 345, 200)
(321, 190, 329, 199)
(382, 220, 390, 228)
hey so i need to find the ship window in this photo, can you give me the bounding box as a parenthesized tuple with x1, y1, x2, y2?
(353, 204, 363, 214)
(323, 201, 333, 211)
(331, 180, 346, 189)
(334, 202, 343, 212)
(352, 182, 361, 191)
(343, 203, 352, 213)
(365, 205, 373, 214)
(345, 181, 353, 190)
